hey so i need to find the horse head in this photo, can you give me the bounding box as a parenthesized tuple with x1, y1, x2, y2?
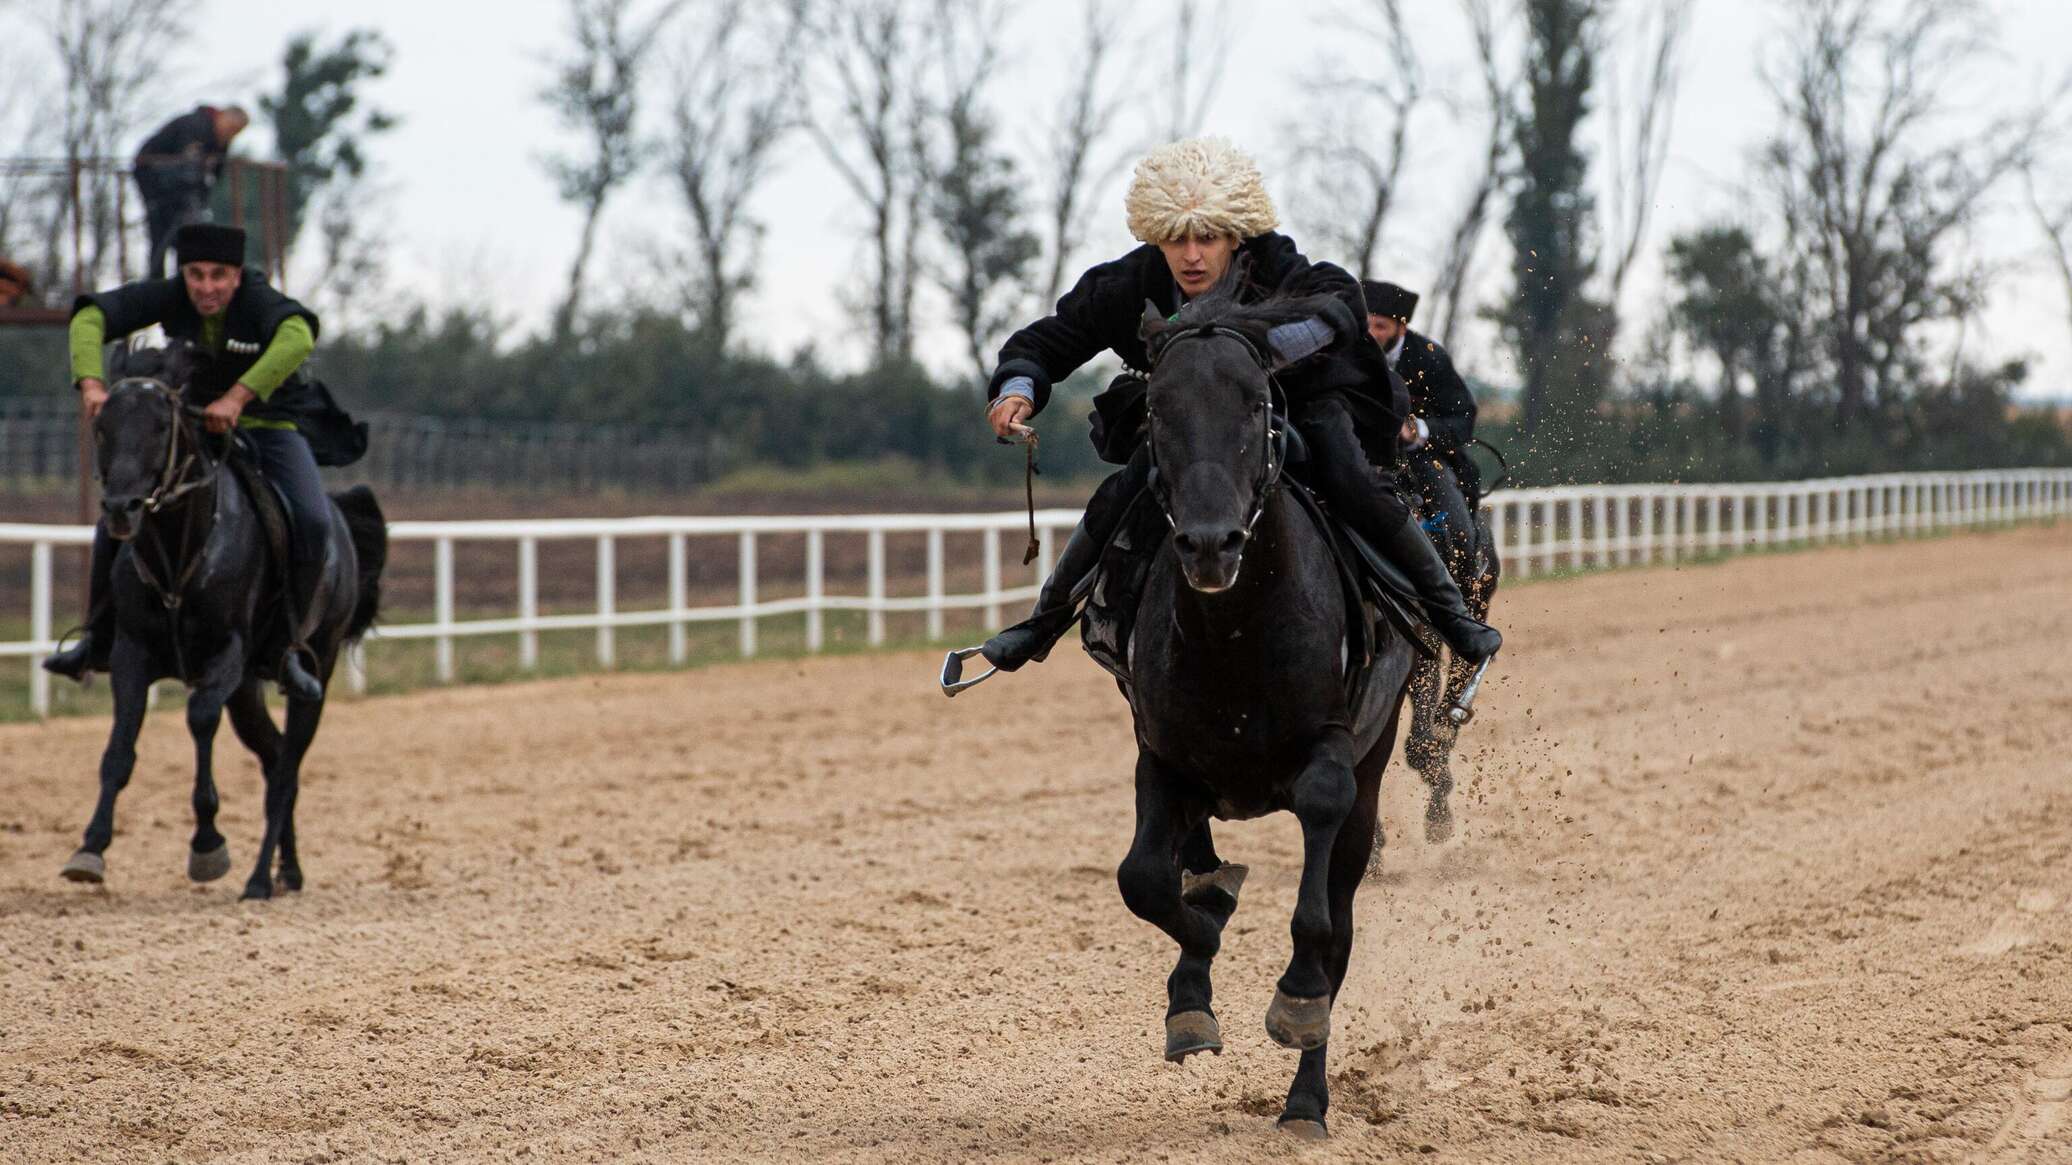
(1138, 289, 1337, 593)
(97, 341, 205, 540)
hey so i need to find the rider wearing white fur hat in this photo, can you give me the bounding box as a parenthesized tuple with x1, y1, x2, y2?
(976, 137, 1500, 673)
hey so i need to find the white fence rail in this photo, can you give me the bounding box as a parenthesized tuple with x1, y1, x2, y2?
(3, 468, 2067, 717)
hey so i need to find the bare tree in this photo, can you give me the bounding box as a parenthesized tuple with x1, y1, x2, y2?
(664, 0, 794, 351)
(920, 0, 1039, 380)
(1761, 0, 2048, 421)
(35, 0, 195, 291)
(1284, 0, 1422, 280)
(1428, 0, 1515, 349)
(1037, 0, 1130, 307)
(1157, 0, 1235, 142)
(1599, 0, 1691, 311)
(540, 0, 684, 339)
(2026, 167, 2072, 350)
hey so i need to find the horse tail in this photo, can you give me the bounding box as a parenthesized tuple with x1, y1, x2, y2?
(331, 485, 387, 642)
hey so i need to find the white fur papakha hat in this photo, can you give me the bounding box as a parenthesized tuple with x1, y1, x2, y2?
(1124, 136, 1279, 244)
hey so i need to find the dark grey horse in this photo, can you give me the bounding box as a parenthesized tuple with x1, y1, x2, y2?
(1115, 293, 1417, 1139)
(59, 343, 385, 900)
(1402, 453, 1501, 842)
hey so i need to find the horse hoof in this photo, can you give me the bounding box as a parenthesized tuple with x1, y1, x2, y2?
(240, 879, 273, 902)
(1264, 991, 1331, 1051)
(1164, 1010, 1223, 1063)
(1181, 862, 1248, 907)
(279, 869, 303, 893)
(60, 851, 105, 883)
(188, 843, 232, 882)
(1277, 1117, 1329, 1141)
(1424, 806, 1455, 844)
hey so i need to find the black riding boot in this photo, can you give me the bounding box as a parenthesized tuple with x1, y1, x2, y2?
(1372, 511, 1501, 662)
(1295, 396, 1499, 663)
(42, 526, 116, 682)
(278, 562, 325, 703)
(980, 448, 1151, 671)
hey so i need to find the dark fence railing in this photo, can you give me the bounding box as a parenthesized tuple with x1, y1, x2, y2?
(0, 398, 727, 493)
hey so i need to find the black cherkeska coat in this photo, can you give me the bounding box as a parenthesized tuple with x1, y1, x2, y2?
(135, 107, 230, 184)
(988, 232, 1408, 464)
(1395, 328, 1481, 499)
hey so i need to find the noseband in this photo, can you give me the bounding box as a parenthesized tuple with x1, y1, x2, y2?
(1143, 325, 1287, 539)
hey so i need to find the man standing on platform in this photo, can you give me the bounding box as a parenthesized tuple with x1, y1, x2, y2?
(134, 104, 249, 278)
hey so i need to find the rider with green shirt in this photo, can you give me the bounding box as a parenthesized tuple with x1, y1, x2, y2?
(48, 222, 344, 702)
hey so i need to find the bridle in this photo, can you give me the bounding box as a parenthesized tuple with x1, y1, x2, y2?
(101, 376, 219, 515)
(1142, 324, 1288, 541)
(98, 377, 223, 681)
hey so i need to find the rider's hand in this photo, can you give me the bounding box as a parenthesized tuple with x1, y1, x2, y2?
(203, 384, 256, 434)
(77, 378, 108, 422)
(988, 395, 1034, 440)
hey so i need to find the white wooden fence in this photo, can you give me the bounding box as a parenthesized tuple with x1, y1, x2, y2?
(2, 468, 2067, 717)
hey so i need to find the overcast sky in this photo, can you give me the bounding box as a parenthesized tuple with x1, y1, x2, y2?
(37, 0, 2072, 400)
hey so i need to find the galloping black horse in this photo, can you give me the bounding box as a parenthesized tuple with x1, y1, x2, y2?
(1402, 452, 1502, 842)
(59, 342, 385, 900)
(1115, 292, 1417, 1139)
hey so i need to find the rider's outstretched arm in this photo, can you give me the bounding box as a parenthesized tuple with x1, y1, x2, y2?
(237, 316, 314, 401)
(68, 305, 108, 386)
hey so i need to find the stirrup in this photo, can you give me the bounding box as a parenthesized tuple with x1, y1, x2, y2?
(939, 645, 998, 697)
(1445, 656, 1495, 726)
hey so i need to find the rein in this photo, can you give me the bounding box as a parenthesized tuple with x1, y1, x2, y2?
(1142, 325, 1287, 539)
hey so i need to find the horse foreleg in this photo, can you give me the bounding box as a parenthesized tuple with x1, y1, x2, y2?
(1116, 750, 1225, 1063)
(181, 637, 245, 884)
(242, 689, 325, 900)
(1279, 724, 1393, 1139)
(1266, 730, 1357, 1055)
(64, 636, 154, 883)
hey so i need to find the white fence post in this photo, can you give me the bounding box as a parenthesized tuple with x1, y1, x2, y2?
(867, 528, 886, 646)
(926, 528, 945, 642)
(595, 535, 615, 668)
(738, 531, 757, 659)
(435, 536, 455, 683)
(668, 533, 687, 665)
(982, 527, 1002, 627)
(1567, 495, 1585, 571)
(805, 529, 824, 652)
(1592, 493, 1609, 568)
(518, 535, 539, 670)
(30, 540, 51, 718)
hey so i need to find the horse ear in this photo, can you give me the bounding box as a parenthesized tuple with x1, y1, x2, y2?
(1139, 299, 1175, 363)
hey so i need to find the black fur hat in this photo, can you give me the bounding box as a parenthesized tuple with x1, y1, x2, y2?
(173, 223, 245, 268)
(1360, 279, 1419, 324)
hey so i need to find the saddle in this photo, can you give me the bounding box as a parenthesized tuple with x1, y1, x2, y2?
(1079, 438, 1437, 700)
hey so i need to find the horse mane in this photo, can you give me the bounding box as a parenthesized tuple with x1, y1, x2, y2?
(1143, 259, 1351, 362)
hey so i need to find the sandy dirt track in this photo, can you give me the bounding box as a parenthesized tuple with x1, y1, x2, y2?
(2, 525, 2069, 1163)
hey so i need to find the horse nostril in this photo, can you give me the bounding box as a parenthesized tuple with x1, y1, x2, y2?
(1220, 531, 1246, 555)
(1174, 531, 1200, 556)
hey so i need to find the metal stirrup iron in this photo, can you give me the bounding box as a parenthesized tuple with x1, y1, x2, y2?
(1446, 656, 1494, 726)
(939, 645, 997, 697)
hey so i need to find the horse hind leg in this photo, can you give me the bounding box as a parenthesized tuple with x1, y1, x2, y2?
(242, 686, 326, 900)
(63, 636, 153, 884)
(1116, 752, 1227, 1064)
(222, 680, 281, 882)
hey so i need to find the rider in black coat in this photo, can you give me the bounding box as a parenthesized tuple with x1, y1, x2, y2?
(978, 139, 1499, 672)
(1363, 280, 1481, 503)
